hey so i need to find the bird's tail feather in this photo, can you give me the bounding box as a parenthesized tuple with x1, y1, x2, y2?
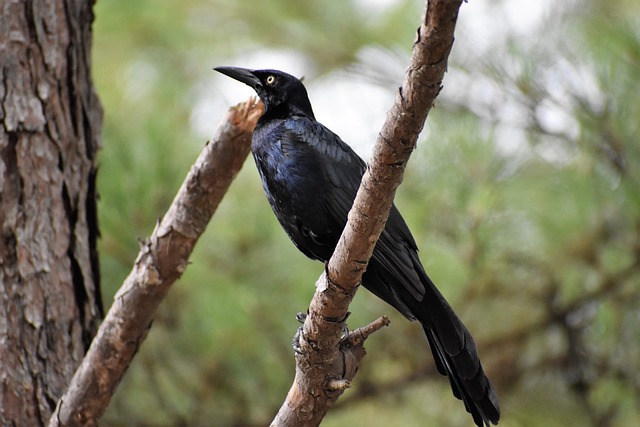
(417, 268, 500, 426)
(363, 251, 500, 425)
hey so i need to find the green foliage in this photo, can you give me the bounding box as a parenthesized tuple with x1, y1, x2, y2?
(93, 0, 639, 425)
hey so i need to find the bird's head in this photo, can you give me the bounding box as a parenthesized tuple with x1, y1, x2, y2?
(214, 67, 315, 119)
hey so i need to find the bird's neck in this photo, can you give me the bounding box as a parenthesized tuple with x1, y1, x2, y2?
(258, 102, 315, 125)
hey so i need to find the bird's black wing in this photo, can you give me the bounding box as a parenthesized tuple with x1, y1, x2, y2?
(282, 116, 365, 215)
(280, 117, 427, 312)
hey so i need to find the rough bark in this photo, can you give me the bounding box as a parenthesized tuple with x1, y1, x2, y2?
(271, 1, 464, 425)
(48, 99, 263, 427)
(0, 0, 102, 425)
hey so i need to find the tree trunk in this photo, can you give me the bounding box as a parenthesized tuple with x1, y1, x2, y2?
(0, 1, 102, 425)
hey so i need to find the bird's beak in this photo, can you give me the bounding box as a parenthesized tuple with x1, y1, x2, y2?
(214, 66, 261, 89)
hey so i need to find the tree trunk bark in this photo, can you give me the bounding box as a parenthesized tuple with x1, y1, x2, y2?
(0, 1, 102, 425)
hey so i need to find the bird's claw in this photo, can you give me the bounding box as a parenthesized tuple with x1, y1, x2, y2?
(296, 311, 307, 324)
(292, 311, 308, 355)
(292, 325, 305, 355)
(293, 311, 350, 351)
(339, 324, 350, 343)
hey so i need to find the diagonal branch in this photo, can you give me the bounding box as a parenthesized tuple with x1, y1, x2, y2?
(48, 99, 263, 427)
(272, 0, 464, 425)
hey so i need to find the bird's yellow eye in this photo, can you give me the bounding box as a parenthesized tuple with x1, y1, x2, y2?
(266, 75, 276, 85)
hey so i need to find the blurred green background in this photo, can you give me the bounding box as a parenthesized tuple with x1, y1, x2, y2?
(93, 0, 639, 425)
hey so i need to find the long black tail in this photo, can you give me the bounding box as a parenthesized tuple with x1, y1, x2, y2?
(363, 222, 500, 425)
(416, 266, 500, 426)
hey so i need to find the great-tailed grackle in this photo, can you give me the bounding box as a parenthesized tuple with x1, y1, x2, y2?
(215, 66, 500, 426)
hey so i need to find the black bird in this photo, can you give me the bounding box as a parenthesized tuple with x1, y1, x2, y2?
(215, 66, 501, 426)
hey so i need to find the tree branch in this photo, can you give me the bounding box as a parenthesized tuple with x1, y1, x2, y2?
(272, 1, 464, 425)
(48, 99, 263, 427)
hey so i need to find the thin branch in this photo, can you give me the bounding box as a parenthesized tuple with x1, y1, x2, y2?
(272, 1, 464, 425)
(48, 99, 263, 427)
